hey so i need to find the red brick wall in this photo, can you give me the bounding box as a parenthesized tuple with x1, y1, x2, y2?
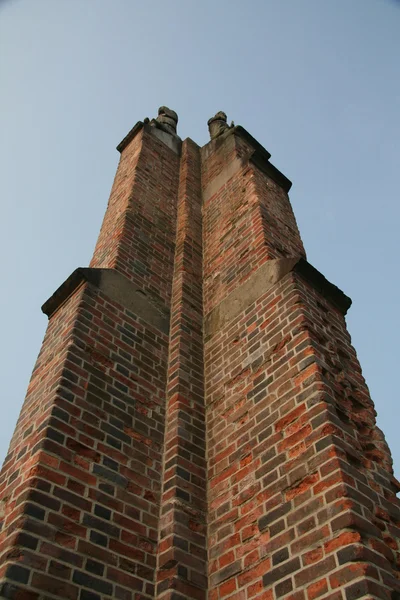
(202, 130, 400, 600)
(0, 279, 171, 599)
(90, 128, 143, 275)
(253, 169, 305, 261)
(1, 117, 399, 600)
(156, 139, 207, 600)
(204, 268, 400, 600)
(91, 126, 180, 306)
(202, 132, 305, 316)
(0, 125, 182, 599)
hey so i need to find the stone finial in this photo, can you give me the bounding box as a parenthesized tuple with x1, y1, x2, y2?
(153, 106, 178, 135)
(208, 111, 232, 140)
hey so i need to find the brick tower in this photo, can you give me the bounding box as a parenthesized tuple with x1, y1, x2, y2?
(0, 107, 399, 600)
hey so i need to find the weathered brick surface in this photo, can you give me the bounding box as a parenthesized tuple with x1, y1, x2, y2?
(1, 113, 399, 600)
(0, 124, 181, 599)
(156, 139, 207, 600)
(90, 125, 180, 306)
(0, 281, 168, 599)
(202, 132, 305, 316)
(202, 129, 400, 600)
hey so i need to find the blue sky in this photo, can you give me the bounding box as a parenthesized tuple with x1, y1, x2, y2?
(0, 0, 399, 476)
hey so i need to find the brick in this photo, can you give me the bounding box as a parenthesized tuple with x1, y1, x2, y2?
(307, 578, 328, 600)
(80, 591, 101, 600)
(262, 557, 301, 587)
(238, 558, 271, 587)
(31, 573, 79, 600)
(330, 563, 379, 589)
(276, 579, 293, 597)
(0, 583, 39, 600)
(5, 565, 30, 585)
(294, 556, 336, 587)
(344, 579, 390, 600)
(72, 571, 112, 595)
(272, 547, 289, 566)
(258, 502, 291, 530)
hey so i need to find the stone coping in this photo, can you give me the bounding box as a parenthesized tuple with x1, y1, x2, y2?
(204, 257, 352, 339)
(116, 121, 144, 153)
(42, 267, 170, 334)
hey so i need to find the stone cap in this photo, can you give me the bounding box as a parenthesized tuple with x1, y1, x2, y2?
(234, 126, 293, 192)
(42, 268, 170, 334)
(204, 257, 352, 339)
(116, 121, 144, 153)
(233, 125, 272, 161)
(117, 106, 181, 154)
(202, 120, 291, 192)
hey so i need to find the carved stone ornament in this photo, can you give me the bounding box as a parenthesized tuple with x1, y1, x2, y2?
(207, 111, 233, 140)
(151, 106, 178, 135)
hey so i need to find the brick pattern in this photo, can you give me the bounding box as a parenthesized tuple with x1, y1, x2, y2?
(90, 127, 180, 306)
(0, 127, 182, 599)
(0, 281, 170, 600)
(1, 116, 399, 600)
(202, 130, 400, 600)
(201, 132, 305, 316)
(253, 168, 305, 261)
(90, 129, 143, 275)
(156, 139, 207, 600)
(205, 269, 400, 600)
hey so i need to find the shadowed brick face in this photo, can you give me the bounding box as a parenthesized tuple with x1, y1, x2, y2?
(1, 113, 399, 600)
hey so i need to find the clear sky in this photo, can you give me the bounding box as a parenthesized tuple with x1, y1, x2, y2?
(0, 0, 399, 476)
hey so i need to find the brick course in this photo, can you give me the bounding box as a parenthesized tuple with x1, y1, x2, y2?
(1, 110, 399, 600)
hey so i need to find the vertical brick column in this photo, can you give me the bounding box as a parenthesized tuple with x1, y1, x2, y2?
(202, 128, 400, 600)
(156, 140, 207, 600)
(201, 129, 305, 317)
(0, 120, 182, 600)
(91, 123, 180, 305)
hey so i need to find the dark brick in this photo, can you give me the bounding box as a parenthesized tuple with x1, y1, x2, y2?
(85, 559, 105, 576)
(212, 561, 241, 585)
(176, 488, 190, 502)
(89, 530, 108, 547)
(176, 467, 190, 481)
(258, 502, 291, 530)
(94, 504, 111, 520)
(29, 490, 61, 512)
(103, 456, 119, 471)
(15, 532, 39, 550)
(275, 578, 293, 596)
(345, 579, 389, 600)
(46, 427, 65, 444)
(73, 570, 112, 595)
(272, 547, 289, 566)
(80, 590, 101, 600)
(24, 503, 45, 521)
(294, 556, 336, 587)
(263, 557, 301, 587)
(92, 464, 128, 487)
(5, 565, 30, 584)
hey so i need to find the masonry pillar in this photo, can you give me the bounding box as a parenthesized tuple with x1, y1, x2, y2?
(0, 108, 184, 600)
(202, 115, 400, 600)
(156, 139, 207, 600)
